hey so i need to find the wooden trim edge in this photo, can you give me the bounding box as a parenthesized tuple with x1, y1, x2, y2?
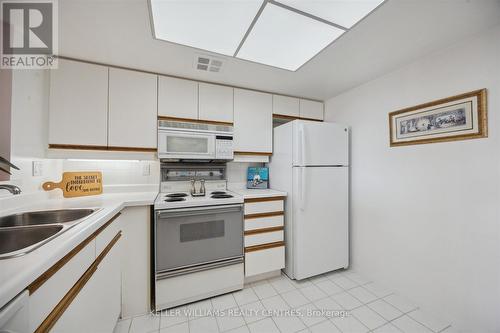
(27, 212, 122, 295)
(234, 151, 272, 156)
(35, 232, 122, 333)
(244, 196, 286, 203)
(158, 116, 233, 126)
(273, 114, 323, 122)
(245, 211, 284, 220)
(244, 226, 284, 236)
(245, 241, 285, 253)
(49, 144, 156, 152)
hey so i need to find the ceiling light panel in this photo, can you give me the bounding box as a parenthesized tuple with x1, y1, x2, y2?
(237, 3, 344, 71)
(276, 0, 385, 28)
(150, 0, 263, 56)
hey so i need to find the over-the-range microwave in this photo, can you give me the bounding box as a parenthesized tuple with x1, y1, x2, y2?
(158, 120, 234, 161)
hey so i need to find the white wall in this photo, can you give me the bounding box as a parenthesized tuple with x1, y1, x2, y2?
(325, 25, 500, 332)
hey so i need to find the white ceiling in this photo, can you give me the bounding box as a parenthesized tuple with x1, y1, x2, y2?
(58, 0, 500, 101)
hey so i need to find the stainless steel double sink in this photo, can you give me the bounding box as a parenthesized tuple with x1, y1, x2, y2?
(0, 208, 99, 259)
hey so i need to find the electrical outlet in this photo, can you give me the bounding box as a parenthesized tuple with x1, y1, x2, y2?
(142, 162, 151, 176)
(32, 161, 43, 176)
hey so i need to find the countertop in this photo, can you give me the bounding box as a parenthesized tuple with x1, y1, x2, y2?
(0, 189, 158, 309)
(229, 188, 287, 199)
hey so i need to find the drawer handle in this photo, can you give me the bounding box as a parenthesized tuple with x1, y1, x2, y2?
(244, 196, 285, 203)
(244, 211, 284, 220)
(245, 241, 285, 253)
(244, 226, 284, 236)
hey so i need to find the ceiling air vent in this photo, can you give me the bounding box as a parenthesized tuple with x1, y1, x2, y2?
(195, 55, 223, 73)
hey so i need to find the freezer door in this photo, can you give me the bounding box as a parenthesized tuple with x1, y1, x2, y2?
(293, 121, 349, 166)
(292, 166, 348, 279)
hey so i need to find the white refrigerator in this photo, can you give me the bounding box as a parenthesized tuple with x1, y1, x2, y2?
(269, 120, 349, 280)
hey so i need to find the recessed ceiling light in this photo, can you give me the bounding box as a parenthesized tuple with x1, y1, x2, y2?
(236, 3, 344, 71)
(275, 0, 385, 29)
(149, 0, 386, 71)
(149, 0, 263, 56)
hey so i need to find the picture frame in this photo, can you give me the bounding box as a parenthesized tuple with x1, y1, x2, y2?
(389, 89, 487, 147)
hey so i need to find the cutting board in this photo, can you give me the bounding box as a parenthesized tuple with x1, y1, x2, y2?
(42, 172, 103, 198)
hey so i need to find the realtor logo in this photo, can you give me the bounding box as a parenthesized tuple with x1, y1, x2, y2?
(1, 0, 57, 69)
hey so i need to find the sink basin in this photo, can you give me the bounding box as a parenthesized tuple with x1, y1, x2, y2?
(0, 208, 100, 259)
(0, 225, 63, 256)
(0, 209, 96, 228)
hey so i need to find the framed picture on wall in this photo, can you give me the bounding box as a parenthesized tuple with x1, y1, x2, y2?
(389, 89, 487, 147)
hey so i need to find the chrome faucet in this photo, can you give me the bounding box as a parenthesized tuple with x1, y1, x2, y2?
(0, 184, 21, 195)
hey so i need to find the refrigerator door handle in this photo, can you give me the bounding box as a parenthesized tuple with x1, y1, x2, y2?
(300, 168, 306, 210)
(299, 125, 306, 166)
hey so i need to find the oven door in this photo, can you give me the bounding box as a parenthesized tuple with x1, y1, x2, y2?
(158, 130, 216, 160)
(155, 204, 243, 279)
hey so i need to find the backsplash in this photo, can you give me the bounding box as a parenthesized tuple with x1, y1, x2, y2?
(0, 157, 261, 198)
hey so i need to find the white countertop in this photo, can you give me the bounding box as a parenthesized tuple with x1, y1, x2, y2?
(229, 188, 287, 199)
(0, 189, 157, 309)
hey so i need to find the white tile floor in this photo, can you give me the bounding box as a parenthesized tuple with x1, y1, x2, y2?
(114, 270, 453, 333)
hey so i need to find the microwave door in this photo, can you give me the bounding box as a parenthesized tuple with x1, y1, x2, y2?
(158, 131, 215, 159)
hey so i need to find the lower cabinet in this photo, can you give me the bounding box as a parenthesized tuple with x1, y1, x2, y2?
(243, 196, 286, 279)
(51, 237, 121, 333)
(27, 211, 124, 333)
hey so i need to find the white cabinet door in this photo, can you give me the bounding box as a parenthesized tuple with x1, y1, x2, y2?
(299, 99, 324, 120)
(199, 83, 233, 123)
(158, 76, 198, 120)
(49, 59, 108, 146)
(234, 89, 273, 153)
(108, 68, 157, 149)
(120, 206, 151, 317)
(273, 95, 299, 117)
(51, 239, 122, 333)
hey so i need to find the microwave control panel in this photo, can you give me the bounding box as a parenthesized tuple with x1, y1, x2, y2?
(215, 137, 233, 160)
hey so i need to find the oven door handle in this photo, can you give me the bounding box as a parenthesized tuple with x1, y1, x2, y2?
(156, 256, 244, 280)
(156, 204, 242, 219)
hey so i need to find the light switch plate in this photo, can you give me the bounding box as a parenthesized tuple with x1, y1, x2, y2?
(32, 161, 43, 176)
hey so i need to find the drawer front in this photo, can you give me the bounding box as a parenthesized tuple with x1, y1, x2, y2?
(29, 240, 96, 332)
(245, 215, 284, 231)
(95, 212, 122, 254)
(245, 246, 285, 277)
(245, 230, 284, 247)
(244, 200, 284, 215)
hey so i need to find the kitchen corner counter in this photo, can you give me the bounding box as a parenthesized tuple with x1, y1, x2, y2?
(229, 188, 287, 199)
(0, 190, 158, 309)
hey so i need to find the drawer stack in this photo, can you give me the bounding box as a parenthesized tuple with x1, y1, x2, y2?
(244, 196, 285, 277)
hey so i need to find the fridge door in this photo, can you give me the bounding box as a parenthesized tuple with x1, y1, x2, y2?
(293, 121, 349, 166)
(292, 166, 348, 279)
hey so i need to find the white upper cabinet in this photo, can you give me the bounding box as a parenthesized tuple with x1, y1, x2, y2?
(299, 99, 324, 120)
(234, 89, 273, 153)
(49, 59, 108, 146)
(198, 83, 233, 123)
(273, 95, 299, 117)
(108, 68, 157, 149)
(158, 76, 198, 120)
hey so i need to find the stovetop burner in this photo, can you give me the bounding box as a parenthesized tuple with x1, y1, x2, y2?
(166, 193, 188, 198)
(211, 191, 227, 195)
(165, 197, 186, 202)
(211, 194, 233, 199)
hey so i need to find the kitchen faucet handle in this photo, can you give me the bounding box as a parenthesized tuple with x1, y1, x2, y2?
(190, 179, 196, 195)
(200, 179, 206, 195)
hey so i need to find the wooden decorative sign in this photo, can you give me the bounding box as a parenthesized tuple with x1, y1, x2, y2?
(43, 172, 103, 198)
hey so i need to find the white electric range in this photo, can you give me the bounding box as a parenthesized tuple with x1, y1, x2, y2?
(153, 164, 244, 310)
